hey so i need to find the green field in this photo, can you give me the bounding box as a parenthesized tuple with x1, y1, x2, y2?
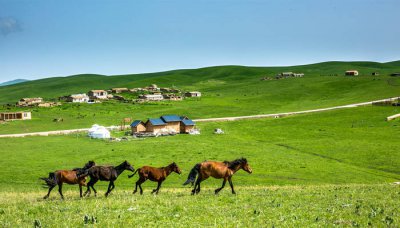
(1, 61, 400, 134)
(1, 62, 400, 226)
(0, 105, 399, 226)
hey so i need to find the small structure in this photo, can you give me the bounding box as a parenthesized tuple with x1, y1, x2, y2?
(88, 124, 110, 139)
(146, 84, 160, 92)
(214, 128, 224, 134)
(17, 97, 43, 107)
(88, 90, 108, 99)
(145, 118, 167, 134)
(391, 73, 400, 77)
(161, 115, 182, 133)
(180, 117, 196, 133)
(66, 94, 89, 103)
(38, 102, 61, 108)
(139, 94, 164, 101)
(0, 111, 31, 121)
(185, 91, 202, 97)
(372, 72, 379, 76)
(111, 88, 129, 93)
(130, 120, 146, 133)
(345, 70, 359, 76)
(163, 94, 183, 101)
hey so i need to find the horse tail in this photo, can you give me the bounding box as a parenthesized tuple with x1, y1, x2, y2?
(40, 172, 57, 188)
(128, 169, 139, 178)
(183, 163, 200, 186)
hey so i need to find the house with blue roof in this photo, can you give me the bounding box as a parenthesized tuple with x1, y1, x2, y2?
(130, 115, 196, 135)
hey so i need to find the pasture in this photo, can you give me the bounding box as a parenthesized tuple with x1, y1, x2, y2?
(0, 105, 399, 226)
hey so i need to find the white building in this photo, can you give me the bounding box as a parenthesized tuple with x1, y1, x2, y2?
(66, 94, 90, 103)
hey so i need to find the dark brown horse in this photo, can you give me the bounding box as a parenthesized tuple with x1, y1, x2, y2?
(40, 161, 96, 199)
(183, 158, 252, 195)
(80, 160, 134, 197)
(128, 162, 181, 194)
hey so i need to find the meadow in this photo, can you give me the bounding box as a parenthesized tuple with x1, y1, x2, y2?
(0, 105, 399, 226)
(1, 61, 400, 134)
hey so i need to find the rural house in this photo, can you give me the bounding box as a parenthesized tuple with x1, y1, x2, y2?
(145, 118, 167, 134)
(130, 120, 146, 133)
(185, 91, 202, 97)
(17, 97, 43, 107)
(146, 84, 160, 91)
(180, 117, 196, 133)
(372, 72, 379, 76)
(160, 115, 182, 133)
(130, 115, 196, 135)
(0, 111, 31, 121)
(111, 88, 129, 93)
(88, 90, 108, 99)
(66, 94, 90, 103)
(139, 94, 164, 101)
(345, 70, 359, 76)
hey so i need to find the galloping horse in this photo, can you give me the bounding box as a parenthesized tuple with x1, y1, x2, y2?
(128, 162, 181, 195)
(183, 158, 252, 195)
(40, 161, 96, 199)
(80, 160, 134, 197)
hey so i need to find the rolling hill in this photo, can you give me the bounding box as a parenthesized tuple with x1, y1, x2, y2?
(0, 79, 29, 87)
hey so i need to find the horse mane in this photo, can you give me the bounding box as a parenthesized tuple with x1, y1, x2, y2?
(223, 158, 247, 170)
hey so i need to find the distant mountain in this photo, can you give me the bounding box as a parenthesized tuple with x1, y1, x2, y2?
(0, 79, 29, 86)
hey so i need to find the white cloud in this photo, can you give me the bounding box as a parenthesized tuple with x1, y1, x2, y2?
(0, 17, 22, 36)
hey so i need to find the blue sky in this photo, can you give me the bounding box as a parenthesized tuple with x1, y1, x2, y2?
(1, 0, 399, 83)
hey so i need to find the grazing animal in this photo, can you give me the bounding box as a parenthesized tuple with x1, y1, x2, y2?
(80, 160, 134, 197)
(128, 162, 181, 195)
(183, 158, 252, 195)
(40, 161, 96, 199)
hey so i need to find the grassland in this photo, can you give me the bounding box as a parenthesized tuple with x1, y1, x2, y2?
(1, 61, 400, 134)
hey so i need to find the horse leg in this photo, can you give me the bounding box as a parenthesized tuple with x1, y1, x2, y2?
(152, 181, 162, 194)
(58, 183, 64, 200)
(228, 177, 236, 194)
(105, 181, 113, 197)
(215, 178, 227, 194)
(43, 185, 55, 199)
(79, 184, 83, 198)
(135, 177, 145, 195)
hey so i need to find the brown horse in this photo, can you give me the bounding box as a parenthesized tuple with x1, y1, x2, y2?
(128, 162, 181, 195)
(80, 160, 134, 197)
(183, 158, 252, 195)
(40, 161, 96, 199)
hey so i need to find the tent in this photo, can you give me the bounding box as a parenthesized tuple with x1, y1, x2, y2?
(88, 124, 111, 139)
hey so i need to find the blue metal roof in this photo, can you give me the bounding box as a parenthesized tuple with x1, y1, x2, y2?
(181, 119, 195, 126)
(130, 120, 143, 127)
(148, 118, 166, 126)
(160, 115, 181, 122)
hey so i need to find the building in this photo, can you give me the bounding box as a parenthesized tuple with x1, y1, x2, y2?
(111, 88, 129, 93)
(145, 118, 167, 134)
(345, 70, 359, 76)
(139, 94, 164, 101)
(130, 120, 146, 133)
(88, 90, 108, 99)
(38, 102, 61, 107)
(163, 94, 183, 101)
(372, 72, 379, 76)
(160, 115, 182, 133)
(180, 117, 196, 133)
(185, 91, 202, 97)
(0, 111, 31, 121)
(66, 94, 90, 103)
(17, 97, 43, 107)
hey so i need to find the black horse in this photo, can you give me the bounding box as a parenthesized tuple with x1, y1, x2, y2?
(80, 160, 134, 197)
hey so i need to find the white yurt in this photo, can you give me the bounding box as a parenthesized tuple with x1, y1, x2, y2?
(88, 124, 111, 139)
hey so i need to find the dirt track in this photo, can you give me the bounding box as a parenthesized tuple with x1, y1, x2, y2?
(0, 96, 398, 138)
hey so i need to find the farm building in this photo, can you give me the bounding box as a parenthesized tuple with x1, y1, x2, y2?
(139, 94, 164, 101)
(17, 97, 43, 107)
(66, 94, 89, 103)
(131, 115, 196, 135)
(180, 117, 196, 133)
(391, 73, 400, 77)
(372, 72, 379, 76)
(130, 120, 146, 133)
(145, 118, 167, 134)
(111, 88, 129, 93)
(163, 94, 183, 101)
(185, 91, 202, 97)
(88, 90, 108, 99)
(345, 70, 359, 76)
(0, 111, 31, 121)
(146, 84, 160, 91)
(38, 102, 61, 107)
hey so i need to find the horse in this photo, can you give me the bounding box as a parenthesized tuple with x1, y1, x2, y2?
(128, 162, 181, 195)
(183, 158, 252, 195)
(40, 160, 96, 199)
(80, 160, 134, 197)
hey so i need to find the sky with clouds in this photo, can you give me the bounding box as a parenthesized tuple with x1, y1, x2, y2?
(0, 0, 399, 83)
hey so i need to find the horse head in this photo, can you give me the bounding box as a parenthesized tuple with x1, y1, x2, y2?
(123, 160, 135, 172)
(240, 158, 252, 174)
(171, 162, 182, 175)
(84, 160, 96, 169)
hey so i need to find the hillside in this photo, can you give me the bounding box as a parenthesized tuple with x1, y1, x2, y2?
(0, 61, 399, 134)
(0, 79, 29, 87)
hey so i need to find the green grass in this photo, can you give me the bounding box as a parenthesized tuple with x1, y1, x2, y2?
(1, 185, 399, 227)
(1, 61, 400, 134)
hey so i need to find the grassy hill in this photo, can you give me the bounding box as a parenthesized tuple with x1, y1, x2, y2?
(0, 61, 399, 134)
